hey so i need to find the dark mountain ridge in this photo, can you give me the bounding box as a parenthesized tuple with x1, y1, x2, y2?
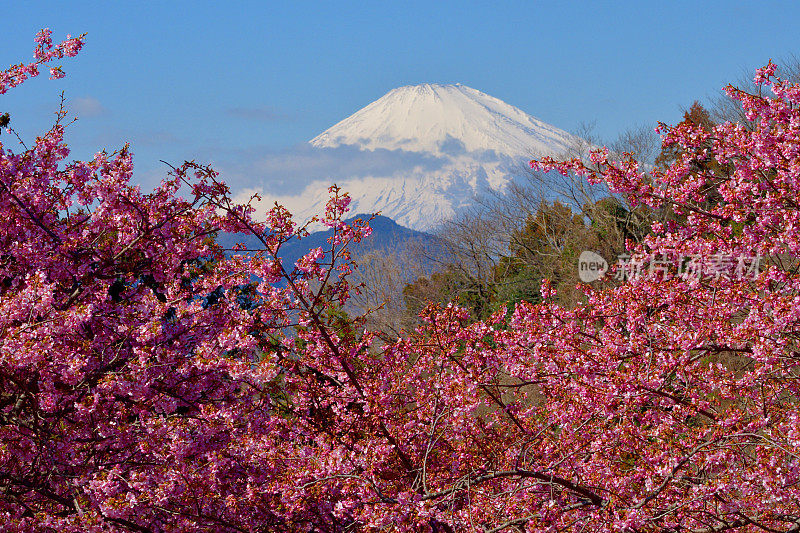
(215, 214, 443, 271)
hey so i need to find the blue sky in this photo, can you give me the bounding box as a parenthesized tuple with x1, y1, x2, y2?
(4, 1, 800, 192)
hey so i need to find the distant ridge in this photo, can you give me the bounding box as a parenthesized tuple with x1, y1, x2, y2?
(216, 214, 442, 270)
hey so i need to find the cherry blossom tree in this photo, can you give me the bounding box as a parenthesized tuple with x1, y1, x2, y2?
(375, 62, 800, 531)
(0, 31, 378, 532)
(298, 62, 800, 531)
(4, 30, 800, 532)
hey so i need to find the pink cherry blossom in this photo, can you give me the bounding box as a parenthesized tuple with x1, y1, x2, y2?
(4, 30, 800, 532)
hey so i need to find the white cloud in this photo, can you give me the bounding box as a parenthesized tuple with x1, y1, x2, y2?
(70, 96, 108, 118)
(212, 143, 448, 196)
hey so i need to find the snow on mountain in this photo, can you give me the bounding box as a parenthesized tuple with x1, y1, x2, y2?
(238, 83, 581, 232)
(311, 83, 576, 158)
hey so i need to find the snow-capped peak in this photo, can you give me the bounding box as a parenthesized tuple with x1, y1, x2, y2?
(310, 83, 578, 158)
(238, 84, 582, 232)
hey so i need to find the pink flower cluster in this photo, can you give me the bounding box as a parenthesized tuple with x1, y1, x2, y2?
(4, 31, 800, 532)
(0, 29, 85, 95)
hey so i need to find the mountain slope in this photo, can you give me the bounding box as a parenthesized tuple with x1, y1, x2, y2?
(240, 84, 581, 232)
(311, 83, 577, 158)
(216, 214, 442, 271)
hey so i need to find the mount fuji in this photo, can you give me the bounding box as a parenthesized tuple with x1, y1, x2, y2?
(237, 84, 581, 232)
